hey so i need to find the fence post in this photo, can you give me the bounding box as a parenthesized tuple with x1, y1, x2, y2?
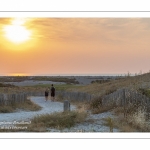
(123, 89, 126, 118)
(64, 100, 70, 112)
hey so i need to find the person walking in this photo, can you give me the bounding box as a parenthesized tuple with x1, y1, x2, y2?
(45, 88, 49, 101)
(51, 84, 55, 101)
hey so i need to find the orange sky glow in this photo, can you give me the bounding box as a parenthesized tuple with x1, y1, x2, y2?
(0, 17, 150, 76)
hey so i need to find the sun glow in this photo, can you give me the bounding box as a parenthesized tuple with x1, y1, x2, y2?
(3, 18, 31, 44)
(10, 73, 29, 76)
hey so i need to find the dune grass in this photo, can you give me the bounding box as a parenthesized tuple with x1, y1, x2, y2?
(0, 76, 79, 84)
(0, 98, 88, 132)
(0, 99, 41, 113)
(0, 110, 87, 132)
(112, 104, 150, 132)
(76, 72, 150, 132)
(68, 72, 150, 96)
(31, 76, 79, 84)
(29, 83, 84, 91)
(26, 110, 87, 132)
(102, 117, 114, 132)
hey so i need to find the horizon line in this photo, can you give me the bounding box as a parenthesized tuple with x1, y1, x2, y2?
(0, 73, 136, 77)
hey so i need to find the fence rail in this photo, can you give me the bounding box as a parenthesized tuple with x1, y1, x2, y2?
(0, 93, 28, 105)
(56, 91, 92, 102)
(101, 88, 150, 119)
(1, 88, 150, 112)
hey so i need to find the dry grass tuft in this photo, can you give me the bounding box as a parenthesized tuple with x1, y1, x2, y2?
(88, 94, 116, 114)
(0, 99, 41, 113)
(113, 105, 150, 132)
(27, 111, 87, 132)
(102, 117, 114, 132)
(0, 105, 14, 113)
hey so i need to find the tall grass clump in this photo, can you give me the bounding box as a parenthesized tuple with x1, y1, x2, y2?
(125, 105, 150, 131)
(0, 99, 41, 113)
(127, 110, 146, 129)
(113, 103, 150, 132)
(89, 88, 117, 114)
(102, 117, 114, 132)
(89, 96, 102, 113)
(27, 111, 87, 132)
(89, 96, 117, 114)
(0, 105, 14, 113)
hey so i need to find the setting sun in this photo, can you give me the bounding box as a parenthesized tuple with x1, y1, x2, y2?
(3, 18, 31, 44)
(1, 17, 150, 76)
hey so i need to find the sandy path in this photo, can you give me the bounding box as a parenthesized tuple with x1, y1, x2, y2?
(0, 96, 76, 126)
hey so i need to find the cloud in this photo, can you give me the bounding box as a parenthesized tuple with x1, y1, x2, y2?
(0, 18, 11, 25)
(1, 18, 150, 75)
(27, 18, 107, 41)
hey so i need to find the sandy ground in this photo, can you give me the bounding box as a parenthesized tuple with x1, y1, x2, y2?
(0, 96, 119, 132)
(1, 76, 118, 87)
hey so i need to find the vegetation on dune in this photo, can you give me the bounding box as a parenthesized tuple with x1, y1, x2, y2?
(89, 96, 116, 114)
(69, 72, 150, 132)
(1, 72, 150, 132)
(0, 76, 29, 82)
(26, 111, 87, 132)
(139, 88, 150, 97)
(112, 105, 150, 132)
(31, 76, 79, 84)
(0, 76, 79, 84)
(68, 72, 150, 95)
(29, 83, 84, 91)
(0, 99, 41, 113)
(31, 111, 86, 129)
(91, 79, 112, 84)
(102, 117, 114, 132)
(0, 83, 16, 87)
(0, 110, 87, 132)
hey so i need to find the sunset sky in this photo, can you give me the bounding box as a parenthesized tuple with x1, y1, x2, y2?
(0, 17, 150, 76)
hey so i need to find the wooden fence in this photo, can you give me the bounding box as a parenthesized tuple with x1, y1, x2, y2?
(102, 88, 150, 107)
(56, 91, 92, 102)
(0, 90, 93, 106)
(101, 88, 150, 118)
(0, 93, 28, 105)
(1, 88, 150, 114)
